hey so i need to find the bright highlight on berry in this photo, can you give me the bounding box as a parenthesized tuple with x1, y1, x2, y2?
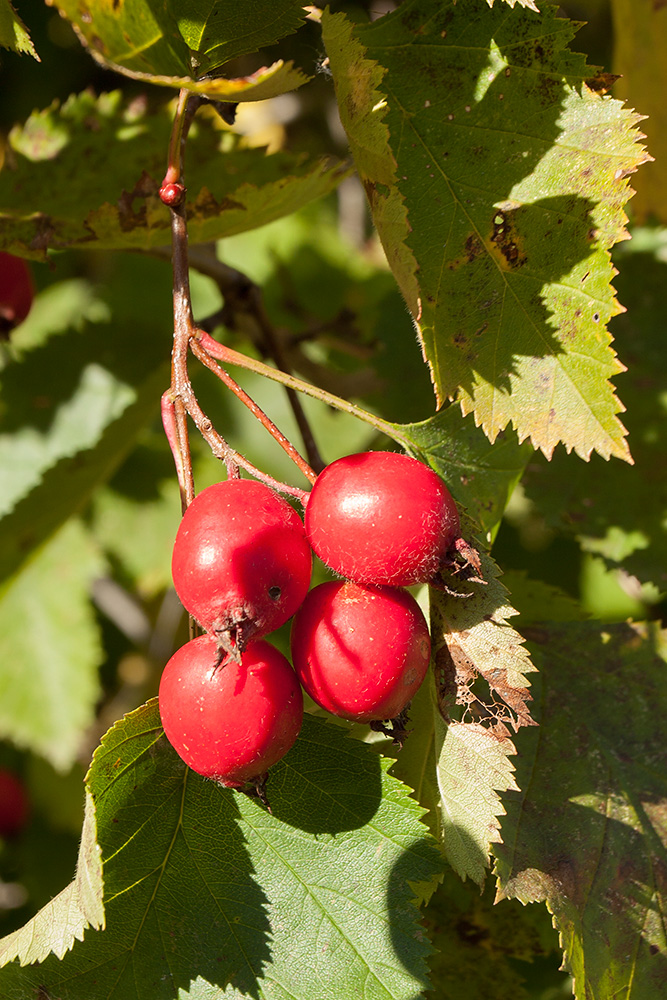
(159, 635, 303, 787)
(171, 479, 312, 650)
(305, 451, 460, 586)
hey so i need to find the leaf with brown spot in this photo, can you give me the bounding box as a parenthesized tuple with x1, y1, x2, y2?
(0, 91, 350, 256)
(323, 0, 650, 461)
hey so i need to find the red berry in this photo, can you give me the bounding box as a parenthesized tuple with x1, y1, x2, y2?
(172, 479, 312, 647)
(0, 253, 34, 334)
(290, 581, 431, 723)
(0, 768, 29, 838)
(159, 181, 185, 207)
(305, 451, 460, 586)
(159, 635, 303, 786)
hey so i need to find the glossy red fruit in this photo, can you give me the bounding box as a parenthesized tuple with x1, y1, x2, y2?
(305, 451, 460, 587)
(0, 768, 29, 838)
(0, 253, 34, 334)
(290, 580, 431, 723)
(172, 479, 312, 646)
(159, 635, 303, 786)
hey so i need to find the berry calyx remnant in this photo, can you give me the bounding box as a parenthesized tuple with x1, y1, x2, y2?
(0, 768, 29, 838)
(171, 479, 312, 650)
(159, 181, 186, 207)
(304, 451, 460, 587)
(290, 580, 431, 723)
(159, 634, 303, 786)
(0, 253, 34, 336)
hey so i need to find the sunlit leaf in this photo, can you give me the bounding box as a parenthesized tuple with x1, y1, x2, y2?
(0, 257, 172, 584)
(0, 520, 103, 771)
(323, 0, 649, 460)
(0, 706, 444, 1000)
(432, 521, 538, 736)
(0, 790, 103, 964)
(0, 0, 38, 59)
(394, 672, 518, 885)
(50, 0, 307, 80)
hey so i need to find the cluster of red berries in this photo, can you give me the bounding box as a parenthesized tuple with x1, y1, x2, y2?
(159, 451, 461, 789)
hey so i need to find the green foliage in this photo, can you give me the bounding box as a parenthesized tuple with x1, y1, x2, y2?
(322, 0, 648, 461)
(495, 620, 667, 1000)
(0, 0, 37, 60)
(0, 2, 665, 999)
(523, 240, 667, 593)
(49, 0, 308, 85)
(397, 409, 534, 539)
(0, 90, 348, 257)
(0, 521, 103, 771)
(0, 706, 443, 999)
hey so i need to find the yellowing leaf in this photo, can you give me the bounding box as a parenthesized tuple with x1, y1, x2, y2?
(323, 0, 650, 461)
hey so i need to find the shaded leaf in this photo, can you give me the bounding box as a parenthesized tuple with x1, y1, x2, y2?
(394, 407, 534, 539)
(0, 520, 103, 771)
(51, 0, 307, 80)
(0, 706, 444, 999)
(499, 570, 589, 625)
(0, 0, 38, 59)
(394, 671, 517, 885)
(522, 246, 667, 591)
(495, 621, 667, 1000)
(0, 90, 349, 256)
(323, 0, 649, 460)
(0, 257, 172, 584)
(424, 865, 568, 1000)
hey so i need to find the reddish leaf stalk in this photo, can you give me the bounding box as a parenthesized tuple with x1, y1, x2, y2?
(161, 91, 311, 505)
(190, 337, 317, 486)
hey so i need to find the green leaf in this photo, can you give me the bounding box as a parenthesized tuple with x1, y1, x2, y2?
(394, 408, 534, 539)
(0, 257, 172, 585)
(0, 520, 103, 771)
(495, 621, 667, 1000)
(0, 0, 38, 60)
(92, 480, 181, 599)
(51, 0, 308, 80)
(394, 671, 518, 886)
(322, 1, 649, 460)
(394, 538, 536, 885)
(0, 789, 103, 964)
(0, 90, 349, 256)
(522, 245, 667, 591)
(0, 706, 444, 1000)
